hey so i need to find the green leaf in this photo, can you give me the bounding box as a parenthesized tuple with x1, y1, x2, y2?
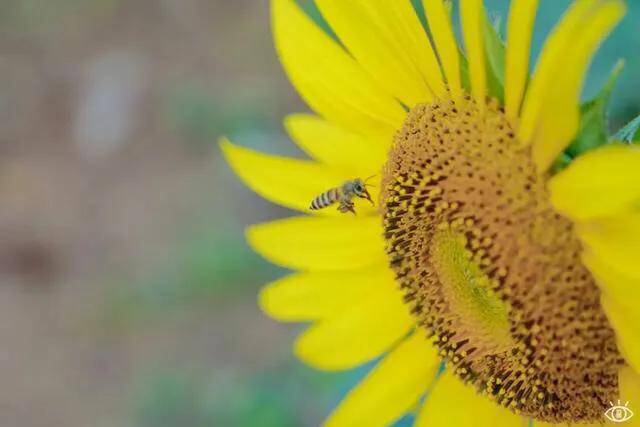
(565, 60, 624, 157)
(550, 152, 573, 174)
(613, 115, 640, 144)
(483, 13, 506, 104)
(458, 10, 505, 102)
(459, 52, 471, 93)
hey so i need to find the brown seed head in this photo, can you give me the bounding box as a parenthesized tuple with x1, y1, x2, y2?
(381, 96, 622, 423)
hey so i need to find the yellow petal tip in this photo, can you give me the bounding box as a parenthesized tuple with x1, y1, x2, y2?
(293, 332, 333, 371)
(218, 136, 234, 155)
(257, 284, 274, 317)
(256, 278, 297, 321)
(244, 224, 262, 253)
(218, 136, 242, 170)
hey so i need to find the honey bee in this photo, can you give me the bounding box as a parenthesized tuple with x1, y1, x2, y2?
(310, 177, 375, 214)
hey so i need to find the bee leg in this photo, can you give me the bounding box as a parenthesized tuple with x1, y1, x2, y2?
(345, 202, 356, 215)
(338, 201, 356, 215)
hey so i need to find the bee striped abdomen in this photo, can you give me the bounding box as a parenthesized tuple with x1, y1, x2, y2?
(310, 187, 340, 210)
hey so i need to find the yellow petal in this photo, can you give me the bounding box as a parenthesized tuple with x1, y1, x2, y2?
(577, 213, 640, 280)
(618, 366, 640, 427)
(325, 333, 439, 426)
(619, 365, 640, 397)
(534, 421, 603, 427)
(220, 138, 377, 216)
(259, 266, 396, 322)
(460, 0, 487, 104)
(284, 114, 388, 174)
(247, 216, 387, 271)
(416, 371, 524, 427)
(519, 0, 598, 144)
(505, 0, 539, 120)
(294, 283, 414, 371)
(423, 0, 462, 98)
(602, 296, 640, 377)
(548, 144, 640, 221)
(583, 250, 640, 373)
(519, 0, 625, 171)
(315, 0, 445, 107)
(583, 251, 640, 324)
(532, 1, 625, 171)
(272, 0, 406, 138)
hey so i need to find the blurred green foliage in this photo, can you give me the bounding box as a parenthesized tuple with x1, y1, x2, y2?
(133, 362, 347, 427)
(106, 230, 278, 325)
(165, 84, 280, 151)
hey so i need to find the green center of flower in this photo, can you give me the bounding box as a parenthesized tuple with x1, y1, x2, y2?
(431, 229, 514, 352)
(381, 95, 622, 423)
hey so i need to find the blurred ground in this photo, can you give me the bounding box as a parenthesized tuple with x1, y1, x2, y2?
(0, 1, 638, 426)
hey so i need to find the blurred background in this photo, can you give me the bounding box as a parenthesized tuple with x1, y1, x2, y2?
(0, 1, 638, 426)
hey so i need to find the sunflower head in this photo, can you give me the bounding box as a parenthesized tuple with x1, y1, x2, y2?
(382, 95, 622, 421)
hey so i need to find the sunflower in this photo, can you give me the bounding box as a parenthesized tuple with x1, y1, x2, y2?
(220, 0, 640, 425)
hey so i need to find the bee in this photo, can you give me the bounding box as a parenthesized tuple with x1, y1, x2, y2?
(310, 177, 375, 214)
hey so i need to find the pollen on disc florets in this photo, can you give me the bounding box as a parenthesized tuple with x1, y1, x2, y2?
(381, 95, 623, 423)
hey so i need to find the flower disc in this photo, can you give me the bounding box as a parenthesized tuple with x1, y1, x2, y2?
(381, 96, 623, 423)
